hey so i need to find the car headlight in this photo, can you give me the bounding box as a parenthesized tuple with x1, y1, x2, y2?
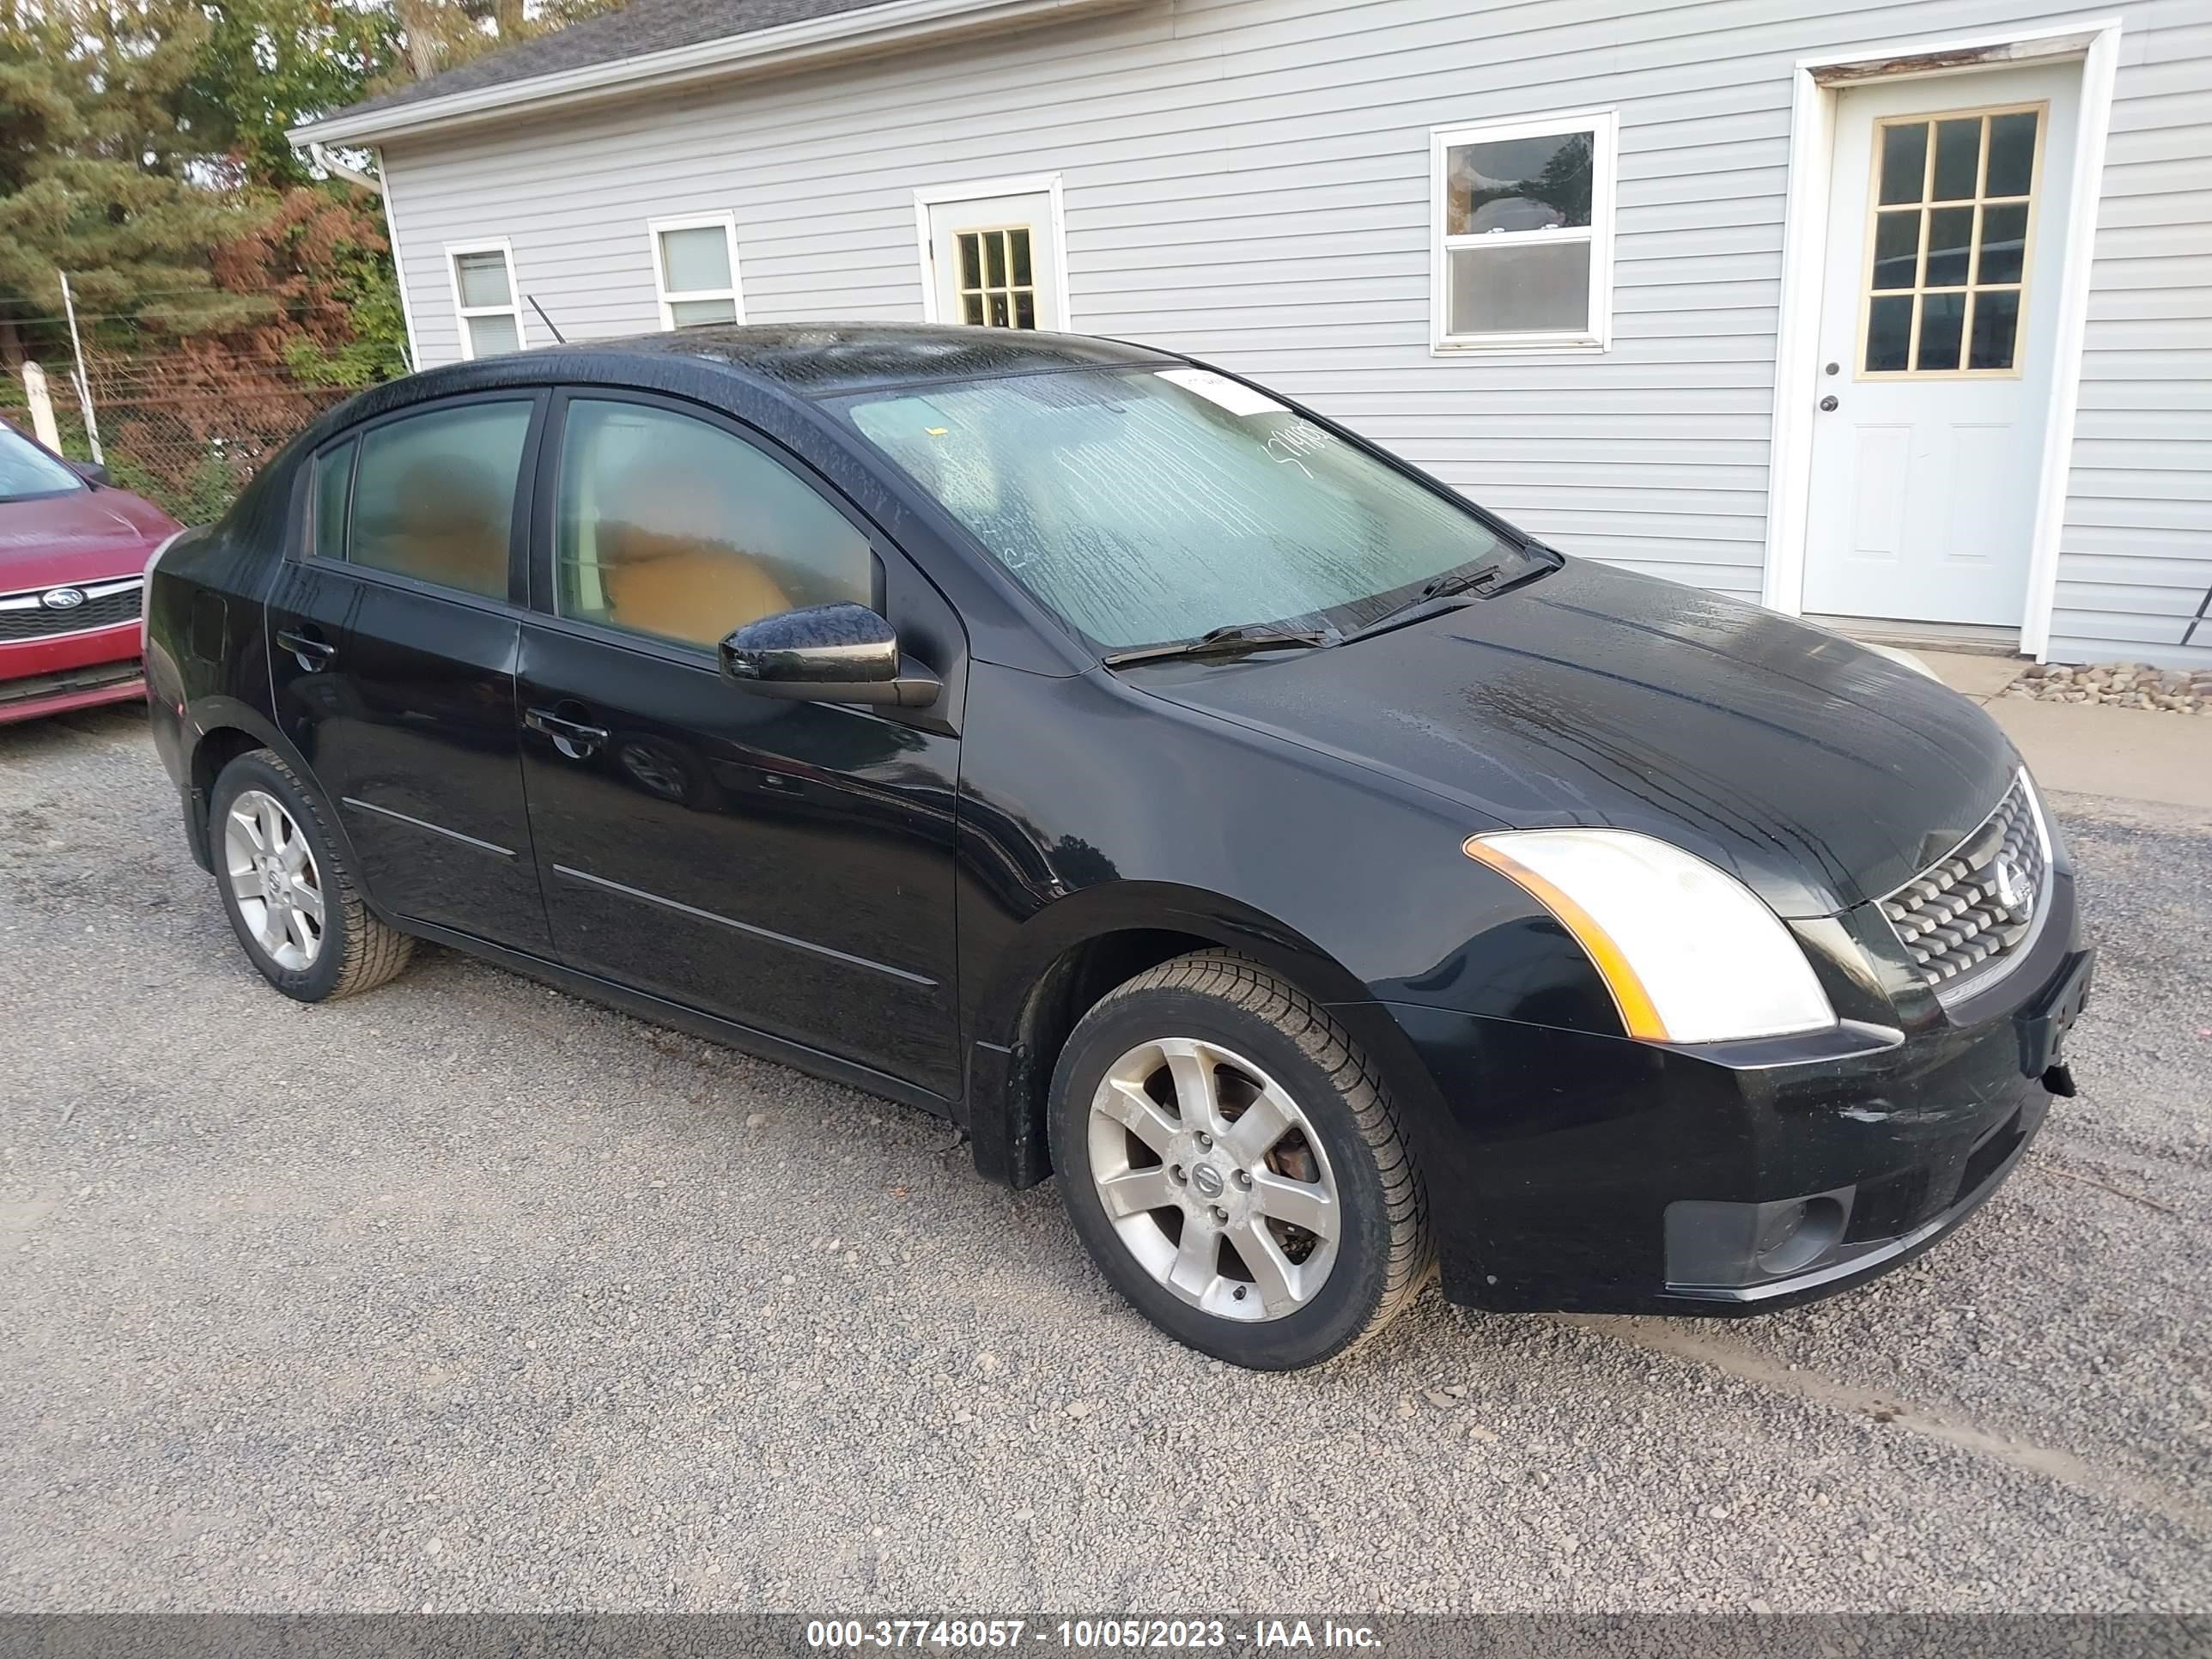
(1462, 829, 1837, 1044)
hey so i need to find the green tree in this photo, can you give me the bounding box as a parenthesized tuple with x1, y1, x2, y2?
(184, 0, 402, 189)
(1529, 132, 1593, 227)
(0, 0, 622, 393)
(377, 0, 625, 89)
(0, 0, 271, 364)
(214, 184, 410, 386)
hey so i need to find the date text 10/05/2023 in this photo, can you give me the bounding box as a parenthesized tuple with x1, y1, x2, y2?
(805, 1620, 1384, 1650)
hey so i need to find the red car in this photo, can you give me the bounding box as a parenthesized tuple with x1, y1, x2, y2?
(1, 418, 179, 724)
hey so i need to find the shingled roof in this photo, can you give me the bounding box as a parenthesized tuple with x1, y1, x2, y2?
(314, 0, 904, 126)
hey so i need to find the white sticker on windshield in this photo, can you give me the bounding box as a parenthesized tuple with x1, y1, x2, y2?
(1153, 367, 1288, 418)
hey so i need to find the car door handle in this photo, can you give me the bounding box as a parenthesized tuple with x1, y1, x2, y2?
(525, 705, 611, 760)
(276, 629, 336, 671)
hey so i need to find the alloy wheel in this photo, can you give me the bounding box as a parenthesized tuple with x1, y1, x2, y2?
(223, 789, 325, 972)
(1086, 1036, 1341, 1322)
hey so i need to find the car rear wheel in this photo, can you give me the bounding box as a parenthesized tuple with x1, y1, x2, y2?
(1048, 951, 1431, 1370)
(210, 749, 413, 1002)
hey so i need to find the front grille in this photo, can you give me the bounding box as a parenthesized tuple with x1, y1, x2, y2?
(1880, 772, 2047, 993)
(0, 580, 143, 641)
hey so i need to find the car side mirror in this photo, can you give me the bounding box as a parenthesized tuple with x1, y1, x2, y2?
(719, 601, 942, 709)
(70, 460, 111, 487)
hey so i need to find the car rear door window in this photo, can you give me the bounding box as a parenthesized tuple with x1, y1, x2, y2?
(554, 398, 871, 650)
(310, 439, 355, 561)
(347, 401, 532, 600)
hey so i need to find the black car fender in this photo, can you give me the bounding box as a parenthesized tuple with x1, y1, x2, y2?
(960, 874, 1466, 1192)
(951, 660, 1633, 1188)
(172, 695, 378, 900)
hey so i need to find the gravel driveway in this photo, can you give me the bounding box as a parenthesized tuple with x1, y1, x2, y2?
(3, 705, 2208, 1613)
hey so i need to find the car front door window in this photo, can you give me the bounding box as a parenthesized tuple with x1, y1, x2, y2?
(555, 399, 872, 649)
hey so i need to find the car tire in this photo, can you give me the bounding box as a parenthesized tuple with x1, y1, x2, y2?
(1048, 951, 1431, 1370)
(209, 748, 414, 1003)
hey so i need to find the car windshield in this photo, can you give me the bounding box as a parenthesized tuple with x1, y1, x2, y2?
(834, 366, 1536, 653)
(0, 424, 85, 502)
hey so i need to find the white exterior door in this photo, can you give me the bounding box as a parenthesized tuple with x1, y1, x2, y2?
(1802, 64, 2077, 627)
(925, 189, 1063, 331)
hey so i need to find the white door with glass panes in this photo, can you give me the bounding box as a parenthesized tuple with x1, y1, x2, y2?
(1802, 65, 2076, 627)
(927, 191, 1061, 331)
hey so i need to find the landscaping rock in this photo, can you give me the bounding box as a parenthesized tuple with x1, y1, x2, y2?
(2001, 659, 2209, 715)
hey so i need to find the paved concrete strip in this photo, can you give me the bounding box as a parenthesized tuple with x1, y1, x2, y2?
(1908, 648, 2210, 810)
(1917, 652, 2025, 702)
(1985, 697, 2212, 811)
(1553, 1316, 2212, 1538)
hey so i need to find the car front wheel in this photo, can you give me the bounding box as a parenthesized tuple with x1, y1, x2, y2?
(1048, 951, 1431, 1370)
(209, 748, 414, 1002)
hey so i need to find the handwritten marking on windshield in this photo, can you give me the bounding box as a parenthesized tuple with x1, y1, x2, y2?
(1265, 421, 1335, 478)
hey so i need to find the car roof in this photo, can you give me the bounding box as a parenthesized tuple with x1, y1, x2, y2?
(505, 323, 1181, 397)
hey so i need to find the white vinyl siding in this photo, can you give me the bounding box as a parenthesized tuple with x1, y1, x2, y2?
(2046, 10, 2212, 670)
(380, 0, 2212, 662)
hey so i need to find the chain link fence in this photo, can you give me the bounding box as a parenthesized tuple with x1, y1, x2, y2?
(74, 348, 362, 525)
(4, 299, 386, 526)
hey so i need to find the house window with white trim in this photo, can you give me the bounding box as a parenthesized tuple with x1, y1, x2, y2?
(650, 214, 744, 329)
(449, 243, 525, 358)
(1431, 110, 1618, 351)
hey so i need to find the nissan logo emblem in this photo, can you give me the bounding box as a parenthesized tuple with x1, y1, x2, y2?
(1993, 857, 2027, 914)
(40, 586, 87, 611)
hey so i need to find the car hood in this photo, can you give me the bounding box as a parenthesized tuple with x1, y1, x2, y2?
(1135, 560, 2018, 918)
(0, 488, 179, 592)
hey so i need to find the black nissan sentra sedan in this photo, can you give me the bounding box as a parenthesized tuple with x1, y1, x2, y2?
(145, 325, 2093, 1370)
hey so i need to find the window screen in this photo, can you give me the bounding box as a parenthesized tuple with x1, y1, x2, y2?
(451, 247, 525, 359)
(453, 251, 514, 309)
(654, 223, 741, 328)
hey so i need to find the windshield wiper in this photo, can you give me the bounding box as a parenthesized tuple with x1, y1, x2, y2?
(1421, 561, 1511, 603)
(1334, 555, 1556, 647)
(1102, 623, 1334, 667)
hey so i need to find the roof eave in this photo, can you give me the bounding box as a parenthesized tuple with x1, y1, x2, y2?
(289, 0, 1147, 147)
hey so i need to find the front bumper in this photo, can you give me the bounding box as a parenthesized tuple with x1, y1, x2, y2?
(1390, 872, 2090, 1316)
(0, 622, 143, 725)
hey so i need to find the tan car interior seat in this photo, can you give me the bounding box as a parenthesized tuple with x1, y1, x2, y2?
(372, 454, 512, 599)
(594, 460, 793, 647)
